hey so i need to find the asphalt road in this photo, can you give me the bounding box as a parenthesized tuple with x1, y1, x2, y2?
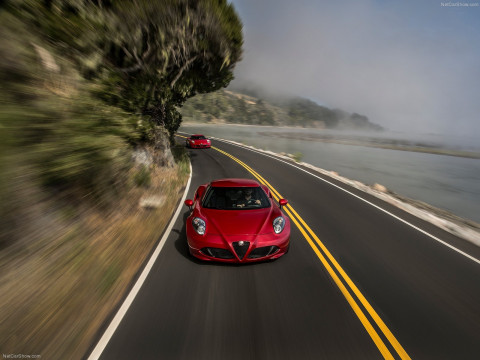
(90, 134, 480, 360)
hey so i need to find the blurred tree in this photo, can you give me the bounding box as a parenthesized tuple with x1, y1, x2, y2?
(0, 0, 243, 208)
(99, 0, 243, 141)
(10, 0, 243, 142)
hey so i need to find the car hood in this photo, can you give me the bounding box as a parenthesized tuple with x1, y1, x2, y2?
(202, 207, 273, 235)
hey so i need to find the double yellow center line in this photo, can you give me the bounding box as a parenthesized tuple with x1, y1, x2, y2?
(178, 135, 410, 359)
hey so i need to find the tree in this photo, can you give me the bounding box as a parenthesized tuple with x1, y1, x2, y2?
(99, 0, 243, 141)
(13, 0, 243, 142)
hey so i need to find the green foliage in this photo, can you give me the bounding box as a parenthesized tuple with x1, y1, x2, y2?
(32, 97, 133, 197)
(134, 166, 152, 188)
(100, 261, 122, 296)
(6, 0, 243, 141)
(0, 0, 243, 208)
(99, 0, 243, 140)
(180, 90, 277, 125)
(180, 89, 382, 130)
(292, 152, 303, 162)
(171, 144, 191, 176)
(286, 98, 339, 128)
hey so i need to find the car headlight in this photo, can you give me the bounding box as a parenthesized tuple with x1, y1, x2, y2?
(273, 217, 285, 234)
(192, 217, 206, 235)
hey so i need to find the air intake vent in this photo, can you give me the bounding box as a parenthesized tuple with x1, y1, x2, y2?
(247, 246, 279, 259)
(232, 241, 250, 260)
(201, 247, 235, 259)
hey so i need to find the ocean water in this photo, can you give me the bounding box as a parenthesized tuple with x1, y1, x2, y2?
(180, 124, 480, 223)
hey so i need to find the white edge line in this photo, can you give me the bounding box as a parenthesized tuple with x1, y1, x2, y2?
(87, 163, 193, 360)
(179, 132, 480, 265)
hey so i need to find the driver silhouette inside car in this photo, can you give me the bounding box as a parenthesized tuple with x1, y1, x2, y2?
(236, 188, 261, 207)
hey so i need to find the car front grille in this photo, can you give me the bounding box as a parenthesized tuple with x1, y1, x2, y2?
(201, 247, 234, 259)
(232, 241, 250, 260)
(247, 246, 279, 259)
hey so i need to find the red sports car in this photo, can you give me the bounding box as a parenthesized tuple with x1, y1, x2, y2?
(186, 134, 211, 148)
(184, 178, 290, 263)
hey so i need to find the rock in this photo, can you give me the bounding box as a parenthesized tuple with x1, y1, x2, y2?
(373, 183, 387, 193)
(154, 128, 175, 168)
(139, 196, 165, 209)
(132, 148, 153, 167)
(32, 43, 60, 73)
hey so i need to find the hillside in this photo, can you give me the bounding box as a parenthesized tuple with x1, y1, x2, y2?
(0, 1, 241, 359)
(180, 89, 383, 131)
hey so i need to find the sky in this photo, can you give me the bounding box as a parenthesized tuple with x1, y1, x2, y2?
(229, 0, 480, 140)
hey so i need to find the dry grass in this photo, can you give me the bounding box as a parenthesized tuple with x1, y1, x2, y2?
(0, 160, 189, 359)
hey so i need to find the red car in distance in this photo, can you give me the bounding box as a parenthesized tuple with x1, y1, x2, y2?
(186, 134, 211, 149)
(184, 178, 290, 263)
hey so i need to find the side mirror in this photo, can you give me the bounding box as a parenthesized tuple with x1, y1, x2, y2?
(184, 199, 193, 210)
(279, 199, 288, 209)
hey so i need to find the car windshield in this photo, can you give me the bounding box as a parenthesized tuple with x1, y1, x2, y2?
(202, 186, 270, 210)
(191, 135, 206, 140)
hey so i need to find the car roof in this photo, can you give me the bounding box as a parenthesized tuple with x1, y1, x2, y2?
(210, 178, 260, 188)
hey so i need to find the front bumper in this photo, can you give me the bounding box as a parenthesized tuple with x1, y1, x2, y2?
(186, 232, 290, 263)
(188, 143, 211, 149)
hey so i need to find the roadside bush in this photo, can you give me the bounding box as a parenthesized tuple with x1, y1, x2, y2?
(134, 166, 151, 188)
(292, 152, 303, 162)
(171, 144, 190, 176)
